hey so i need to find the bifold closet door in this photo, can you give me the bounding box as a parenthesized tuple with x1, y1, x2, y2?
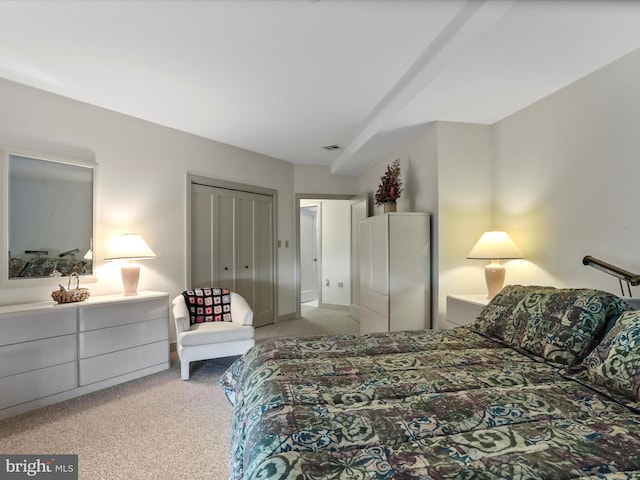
(238, 191, 274, 328)
(191, 184, 275, 327)
(191, 185, 236, 291)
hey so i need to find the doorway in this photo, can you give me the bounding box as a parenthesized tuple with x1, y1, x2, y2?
(295, 194, 365, 318)
(300, 204, 320, 306)
(187, 174, 277, 327)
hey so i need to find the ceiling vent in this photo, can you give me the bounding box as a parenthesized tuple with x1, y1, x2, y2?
(322, 144, 343, 151)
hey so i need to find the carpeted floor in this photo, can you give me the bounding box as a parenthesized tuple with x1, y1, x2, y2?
(0, 305, 358, 480)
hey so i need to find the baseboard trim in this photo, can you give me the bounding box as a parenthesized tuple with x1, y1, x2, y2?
(277, 312, 296, 323)
(317, 303, 350, 311)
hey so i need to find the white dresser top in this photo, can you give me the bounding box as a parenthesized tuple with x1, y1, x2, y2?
(0, 291, 167, 315)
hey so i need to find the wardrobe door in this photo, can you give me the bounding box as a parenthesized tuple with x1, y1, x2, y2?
(359, 219, 373, 291)
(191, 185, 236, 290)
(370, 215, 390, 295)
(238, 191, 274, 327)
(237, 193, 255, 309)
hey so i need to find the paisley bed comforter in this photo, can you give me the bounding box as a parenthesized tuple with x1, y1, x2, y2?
(220, 286, 640, 480)
(220, 327, 640, 479)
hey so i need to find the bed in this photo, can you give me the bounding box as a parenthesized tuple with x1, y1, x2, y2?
(9, 252, 90, 278)
(220, 285, 640, 479)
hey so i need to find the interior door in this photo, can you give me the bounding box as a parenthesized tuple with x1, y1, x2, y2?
(237, 193, 255, 310)
(189, 177, 276, 328)
(350, 196, 368, 320)
(238, 191, 274, 328)
(300, 206, 319, 304)
(191, 184, 236, 290)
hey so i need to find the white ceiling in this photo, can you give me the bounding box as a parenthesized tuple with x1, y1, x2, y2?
(1, 0, 639, 175)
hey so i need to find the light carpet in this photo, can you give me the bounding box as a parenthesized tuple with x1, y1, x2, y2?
(0, 305, 359, 480)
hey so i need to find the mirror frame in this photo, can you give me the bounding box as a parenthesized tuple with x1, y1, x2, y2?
(1, 145, 97, 287)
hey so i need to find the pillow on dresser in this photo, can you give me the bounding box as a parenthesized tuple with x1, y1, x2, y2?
(182, 288, 232, 324)
(575, 310, 640, 406)
(470, 285, 627, 366)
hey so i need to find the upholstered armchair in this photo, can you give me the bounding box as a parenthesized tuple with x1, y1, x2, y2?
(172, 291, 255, 380)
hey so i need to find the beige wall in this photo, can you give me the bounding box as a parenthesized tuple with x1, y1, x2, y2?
(493, 47, 640, 293)
(319, 199, 352, 306)
(3, 45, 640, 323)
(355, 122, 493, 328)
(435, 122, 493, 327)
(293, 164, 357, 195)
(0, 78, 297, 317)
(355, 48, 640, 328)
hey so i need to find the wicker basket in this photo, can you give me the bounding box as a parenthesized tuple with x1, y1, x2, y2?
(52, 273, 90, 304)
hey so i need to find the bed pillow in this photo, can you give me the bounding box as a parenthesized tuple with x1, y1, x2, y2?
(576, 310, 640, 404)
(470, 285, 627, 366)
(516, 288, 627, 366)
(56, 258, 88, 276)
(182, 288, 232, 324)
(470, 284, 533, 345)
(8, 257, 27, 277)
(21, 257, 60, 277)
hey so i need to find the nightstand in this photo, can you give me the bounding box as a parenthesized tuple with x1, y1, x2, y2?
(446, 294, 490, 329)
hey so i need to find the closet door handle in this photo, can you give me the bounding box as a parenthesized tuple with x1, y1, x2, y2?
(245, 265, 249, 269)
(224, 266, 229, 271)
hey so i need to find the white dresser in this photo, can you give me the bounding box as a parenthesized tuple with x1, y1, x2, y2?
(359, 213, 430, 333)
(0, 291, 169, 419)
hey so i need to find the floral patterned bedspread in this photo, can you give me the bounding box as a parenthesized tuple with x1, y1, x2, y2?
(220, 327, 640, 480)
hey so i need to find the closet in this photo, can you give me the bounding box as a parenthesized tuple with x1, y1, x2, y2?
(190, 181, 275, 327)
(359, 212, 431, 333)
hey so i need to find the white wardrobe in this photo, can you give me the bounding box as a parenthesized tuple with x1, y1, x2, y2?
(190, 182, 275, 327)
(359, 213, 431, 333)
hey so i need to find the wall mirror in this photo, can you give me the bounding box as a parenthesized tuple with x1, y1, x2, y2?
(1, 147, 95, 285)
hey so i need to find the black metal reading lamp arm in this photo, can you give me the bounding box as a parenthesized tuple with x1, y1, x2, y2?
(25, 250, 48, 257)
(583, 255, 640, 296)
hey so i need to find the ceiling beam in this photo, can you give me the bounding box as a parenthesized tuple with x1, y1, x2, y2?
(330, 0, 515, 176)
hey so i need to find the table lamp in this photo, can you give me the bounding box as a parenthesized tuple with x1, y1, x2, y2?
(105, 234, 156, 295)
(467, 231, 523, 299)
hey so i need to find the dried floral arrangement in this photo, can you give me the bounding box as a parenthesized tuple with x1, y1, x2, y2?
(374, 158, 403, 206)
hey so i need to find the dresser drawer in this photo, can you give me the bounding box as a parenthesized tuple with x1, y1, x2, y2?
(360, 286, 389, 319)
(79, 317, 168, 359)
(79, 340, 169, 386)
(0, 307, 76, 346)
(0, 334, 77, 378)
(0, 362, 77, 410)
(359, 305, 389, 334)
(79, 297, 168, 331)
(0, 292, 170, 419)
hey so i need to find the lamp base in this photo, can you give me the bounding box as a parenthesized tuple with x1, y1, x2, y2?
(120, 264, 140, 296)
(484, 260, 506, 299)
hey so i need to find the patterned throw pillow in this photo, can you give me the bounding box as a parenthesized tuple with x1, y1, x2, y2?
(470, 285, 627, 366)
(182, 288, 232, 324)
(470, 285, 533, 345)
(577, 310, 640, 403)
(21, 257, 60, 277)
(56, 258, 88, 276)
(8, 257, 26, 277)
(516, 288, 627, 366)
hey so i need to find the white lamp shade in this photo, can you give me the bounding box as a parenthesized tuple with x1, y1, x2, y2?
(105, 234, 156, 261)
(467, 231, 523, 260)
